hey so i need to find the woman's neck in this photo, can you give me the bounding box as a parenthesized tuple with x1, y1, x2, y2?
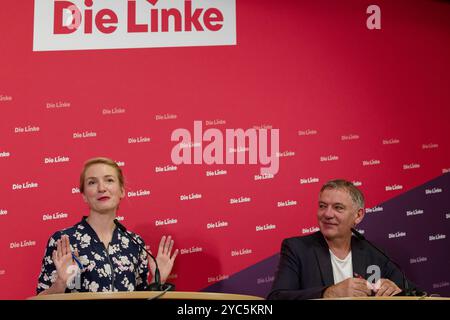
(86, 211, 116, 244)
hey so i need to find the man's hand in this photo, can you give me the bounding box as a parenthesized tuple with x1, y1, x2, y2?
(323, 278, 372, 298)
(372, 278, 402, 296)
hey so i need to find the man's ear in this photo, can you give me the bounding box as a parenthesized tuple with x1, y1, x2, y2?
(354, 208, 365, 225)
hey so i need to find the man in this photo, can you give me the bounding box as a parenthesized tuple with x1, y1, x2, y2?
(268, 179, 417, 300)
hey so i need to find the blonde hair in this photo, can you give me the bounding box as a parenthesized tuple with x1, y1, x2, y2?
(79, 157, 124, 194)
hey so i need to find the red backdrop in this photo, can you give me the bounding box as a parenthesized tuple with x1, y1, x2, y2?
(0, 0, 449, 299)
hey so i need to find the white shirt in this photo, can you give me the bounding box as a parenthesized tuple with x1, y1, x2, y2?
(329, 250, 353, 284)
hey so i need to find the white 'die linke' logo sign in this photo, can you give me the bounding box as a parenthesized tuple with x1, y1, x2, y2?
(33, 0, 236, 51)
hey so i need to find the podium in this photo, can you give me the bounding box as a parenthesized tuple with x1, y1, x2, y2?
(28, 292, 449, 301)
(28, 291, 265, 300)
(317, 296, 450, 300)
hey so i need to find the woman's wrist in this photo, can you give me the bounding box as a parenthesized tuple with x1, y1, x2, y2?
(52, 276, 68, 293)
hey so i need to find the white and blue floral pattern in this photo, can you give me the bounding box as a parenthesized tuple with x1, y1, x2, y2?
(37, 217, 149, 294)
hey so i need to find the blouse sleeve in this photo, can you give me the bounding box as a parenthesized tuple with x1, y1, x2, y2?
(36, 231, 61, 294)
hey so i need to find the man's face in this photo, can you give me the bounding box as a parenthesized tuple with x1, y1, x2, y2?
(317, 188, 364, 241)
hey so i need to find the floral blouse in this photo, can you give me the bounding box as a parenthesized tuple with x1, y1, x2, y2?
(36, 217, 149, 294)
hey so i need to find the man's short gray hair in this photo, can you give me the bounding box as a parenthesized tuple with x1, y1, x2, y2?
(320, 179, 365, 209)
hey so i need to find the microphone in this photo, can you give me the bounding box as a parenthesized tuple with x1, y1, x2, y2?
(351, 228, 423, 296)
(113, 219, 174, 292)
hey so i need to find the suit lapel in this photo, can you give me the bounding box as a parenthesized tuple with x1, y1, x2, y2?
(351, 236, 367, 279)
(313, 233, 335, 286)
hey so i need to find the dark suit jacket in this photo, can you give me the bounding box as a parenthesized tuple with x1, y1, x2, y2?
(267, 231, 416, 300)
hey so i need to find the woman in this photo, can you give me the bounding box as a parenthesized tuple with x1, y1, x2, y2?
(37, 157, 178, 294)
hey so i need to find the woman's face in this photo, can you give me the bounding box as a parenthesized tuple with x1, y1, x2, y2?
(82, 163, 124, 215)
